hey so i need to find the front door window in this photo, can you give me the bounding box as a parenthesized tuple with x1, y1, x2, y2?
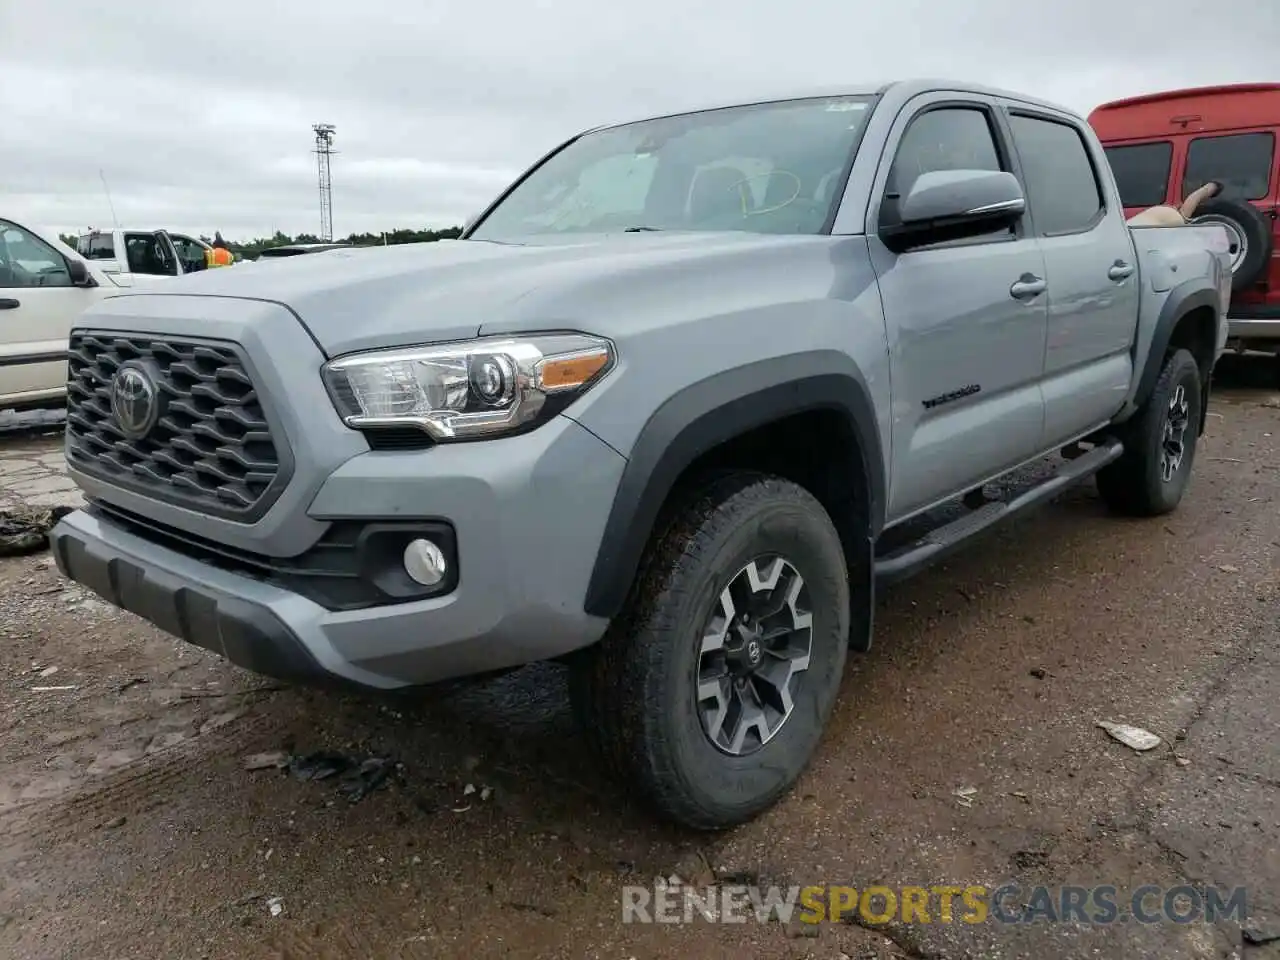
(0, 221, 73, 288)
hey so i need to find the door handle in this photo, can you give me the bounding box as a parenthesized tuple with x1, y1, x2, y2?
(1009, 274, 1046, 300)
(1107, 260, 1135, 281)
(0, 298, 20, 310)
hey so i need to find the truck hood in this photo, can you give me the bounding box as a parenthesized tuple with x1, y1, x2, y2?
(153, 232, 835, 356)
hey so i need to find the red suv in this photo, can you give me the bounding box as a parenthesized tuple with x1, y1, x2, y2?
(1089, 83, 1278, 365)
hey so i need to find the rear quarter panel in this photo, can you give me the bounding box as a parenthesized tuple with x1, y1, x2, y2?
(1123, 222, 1232, 410)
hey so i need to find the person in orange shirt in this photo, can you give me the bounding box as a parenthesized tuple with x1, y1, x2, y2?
(205, 232, 235, 268)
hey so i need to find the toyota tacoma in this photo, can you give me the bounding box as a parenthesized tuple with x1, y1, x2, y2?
(52, 79, 1233, 830)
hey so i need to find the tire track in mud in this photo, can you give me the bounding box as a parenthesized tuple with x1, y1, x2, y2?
(0, 701, 288, 846)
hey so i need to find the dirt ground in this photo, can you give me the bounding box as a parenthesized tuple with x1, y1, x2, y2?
(1, 356, 1278, 960)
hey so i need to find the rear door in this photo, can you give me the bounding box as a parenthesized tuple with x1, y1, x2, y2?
(1002, 106, 1140, 445)
(155, 230, 191, 275)
(0, 219, 101, 403)
(168, 233, 209, 273)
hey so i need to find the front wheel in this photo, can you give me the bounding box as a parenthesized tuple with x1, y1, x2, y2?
(1096, 348, 1203, 516)
(570, 471, 850, 830)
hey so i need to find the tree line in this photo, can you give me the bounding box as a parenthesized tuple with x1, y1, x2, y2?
(228, 226, 464, 259)
(59, 226, 463, 259)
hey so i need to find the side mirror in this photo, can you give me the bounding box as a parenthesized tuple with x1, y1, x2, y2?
(881, 169, 1026, 252)
(67, 258, 97, 288)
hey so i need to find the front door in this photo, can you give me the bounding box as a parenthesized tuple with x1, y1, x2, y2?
(866, 95, 1049, 521)
(123, 231, 181, 281)
(0, 219, 101, 404)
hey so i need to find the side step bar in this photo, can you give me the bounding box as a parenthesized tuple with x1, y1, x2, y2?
(873, 439, 1124, 588)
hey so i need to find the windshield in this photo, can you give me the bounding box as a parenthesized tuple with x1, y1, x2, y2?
(469, 95, 875, 240)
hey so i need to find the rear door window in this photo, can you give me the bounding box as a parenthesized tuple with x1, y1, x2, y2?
(78, 233, 117, 260)
(1183, 132, 1275, 201)
(1102, 142, 1173, 208)
(1009, 113, 1104, 235)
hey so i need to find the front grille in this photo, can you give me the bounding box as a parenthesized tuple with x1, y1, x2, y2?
(66, 332, 289, 520)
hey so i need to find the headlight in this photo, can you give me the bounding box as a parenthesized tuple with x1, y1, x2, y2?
(322, 333, 615, 441)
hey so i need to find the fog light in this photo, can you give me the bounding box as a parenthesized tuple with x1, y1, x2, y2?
(403, 538, 447, 586)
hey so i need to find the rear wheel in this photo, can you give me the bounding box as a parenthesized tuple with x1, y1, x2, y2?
(569, 471, 850, 830)
(1097, 348, 1203, 516)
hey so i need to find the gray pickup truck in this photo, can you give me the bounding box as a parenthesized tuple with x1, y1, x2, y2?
(51, 79, 1232, 830)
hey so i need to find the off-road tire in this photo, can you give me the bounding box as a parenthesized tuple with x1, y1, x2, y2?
(1096, 348, 1203, 516)
(569, 471, 850, 830)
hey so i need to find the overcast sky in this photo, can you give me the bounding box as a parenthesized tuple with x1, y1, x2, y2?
(2, 0, 1275, 241)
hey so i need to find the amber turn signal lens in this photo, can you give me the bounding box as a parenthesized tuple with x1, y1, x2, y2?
(539, 349, 611, 391)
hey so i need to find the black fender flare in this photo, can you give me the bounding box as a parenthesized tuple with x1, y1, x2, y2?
(1119, 280, 1220, 425)
(582, 351, 885, 619)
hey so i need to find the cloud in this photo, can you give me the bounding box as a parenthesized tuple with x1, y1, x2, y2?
(1, 0, 1274, 239)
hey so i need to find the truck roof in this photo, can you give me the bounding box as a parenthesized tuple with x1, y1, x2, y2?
(79, 227, 205, 236)
(1088, 82, 1280, 141)
(592, 78, 1081, 132)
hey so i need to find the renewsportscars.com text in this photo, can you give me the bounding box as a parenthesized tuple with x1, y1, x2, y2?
(621, 882, 1247, 926)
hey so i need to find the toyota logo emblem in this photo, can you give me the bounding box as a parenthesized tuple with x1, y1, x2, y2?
(110, 362, 161, 439)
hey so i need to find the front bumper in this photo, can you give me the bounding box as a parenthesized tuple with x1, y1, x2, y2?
(51, 414, 626, 689)
(52, 512, 344, 685)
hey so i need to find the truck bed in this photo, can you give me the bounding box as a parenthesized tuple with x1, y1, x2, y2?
(1130, 221, 1234, 371)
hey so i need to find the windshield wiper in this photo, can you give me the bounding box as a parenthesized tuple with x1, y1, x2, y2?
(623, 226, 663, 232)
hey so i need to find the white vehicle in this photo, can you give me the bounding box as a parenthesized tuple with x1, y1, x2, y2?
(255, 242, 350, 260)
(76, 227, 217, 279)
(0, 219, 185, 412)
